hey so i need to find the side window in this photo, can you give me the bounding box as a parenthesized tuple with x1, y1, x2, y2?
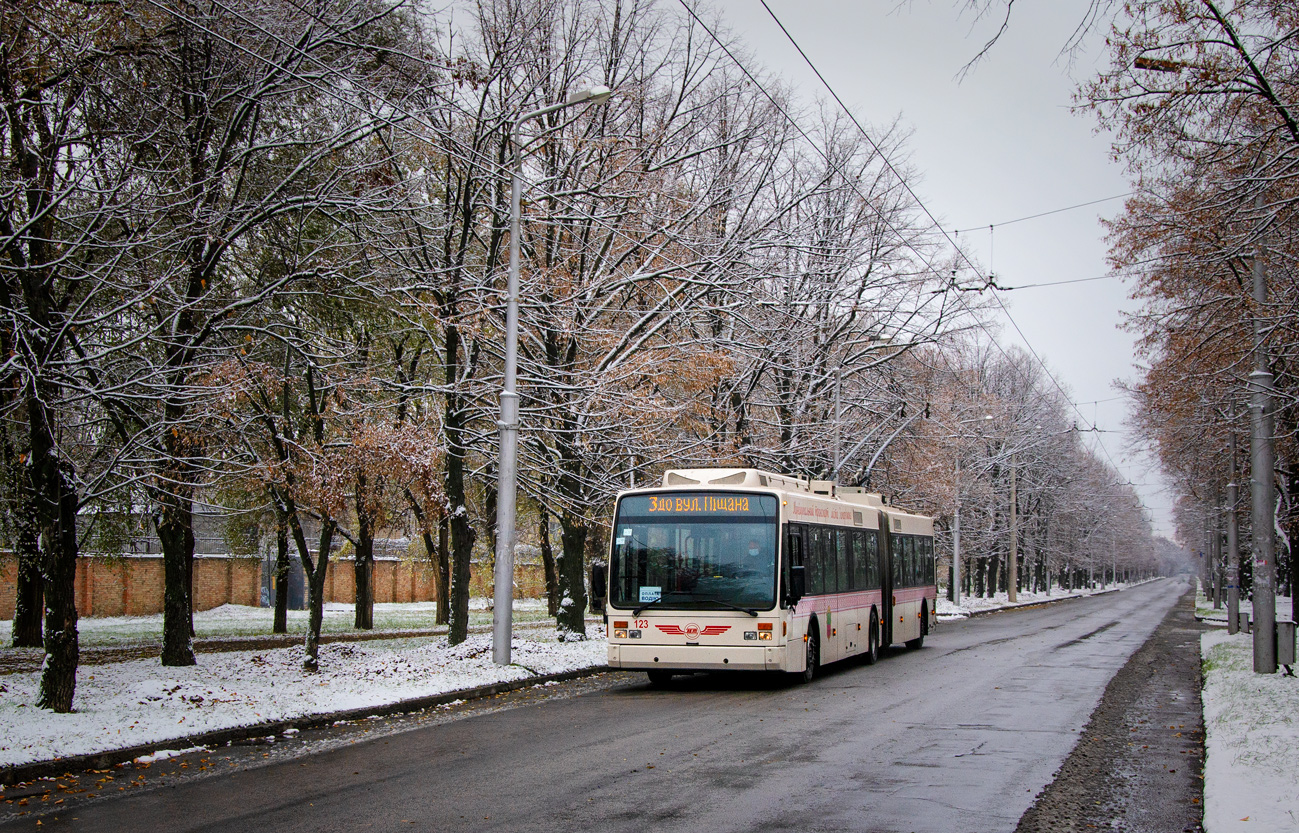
(866, 530, 879, 590)
(891, 534, 904, 587)
(807, 526, 824, 595)
(822, 528, 839, 594)
(925, 538, 935, 584)
(836, 530, 850, 593)
(852, 531, 867, 591)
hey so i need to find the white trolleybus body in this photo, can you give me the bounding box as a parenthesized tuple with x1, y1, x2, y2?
(604, 468, 936, 683)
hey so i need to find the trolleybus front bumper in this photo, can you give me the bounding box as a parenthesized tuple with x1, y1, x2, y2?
(609, 643, 783, 672)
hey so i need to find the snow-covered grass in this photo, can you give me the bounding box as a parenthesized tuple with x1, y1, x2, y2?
(1201, 628, 1299, 832)
(0, 599, 553, 649)
(1196, 588, 1295, 628)
(0, 629, 608, 769)
(935, 580, 1137, 619)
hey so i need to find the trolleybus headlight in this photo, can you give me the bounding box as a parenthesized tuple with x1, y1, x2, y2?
(744, 631, 757, 640)
(628, 630, 642, 638)
(759, 631, 772, 641)
(614, 629, 629, 639)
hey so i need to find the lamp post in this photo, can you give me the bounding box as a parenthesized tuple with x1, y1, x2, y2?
(494, 86, 614, 667)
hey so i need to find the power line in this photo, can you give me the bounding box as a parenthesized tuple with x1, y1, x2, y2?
(997, 273, 1123, 290)
(751, 0, 1134, 475)
(951, 193, 1132, 234)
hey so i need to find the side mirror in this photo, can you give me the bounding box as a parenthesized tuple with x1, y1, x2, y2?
(589, 563, 607, 614)
(787, 564, 806, 606)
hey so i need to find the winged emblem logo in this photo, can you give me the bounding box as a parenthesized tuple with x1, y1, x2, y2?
(655, 624, 731, 637)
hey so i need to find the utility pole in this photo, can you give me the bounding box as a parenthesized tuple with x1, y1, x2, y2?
(833, 367, 842, 482)
(1249, 202, 1276, 674)
(952, 457, 961, 606)
(1227, 431, 1240, 635)
(1008, 452, 1017, 603)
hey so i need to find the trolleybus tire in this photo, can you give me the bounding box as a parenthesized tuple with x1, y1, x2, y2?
(647, 670, 674, 686)
(799, 629, 819, 683)
(864, 613, 880, 665)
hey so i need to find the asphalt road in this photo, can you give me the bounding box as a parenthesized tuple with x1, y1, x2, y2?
(2, 578, 1190, 833)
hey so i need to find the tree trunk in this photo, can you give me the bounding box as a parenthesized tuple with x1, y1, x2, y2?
(539, 505, 559, 616)
(354, 473, 374, 630)
(11, 494, 43, 648)
(303, 518, 335, 671)
(444, 398, 475, 645)
(437, 514, 450, 626)
(555, 511, 588, 639)
(157, 490, 197, 666)
(273, 512, 290, 634)
(986, 554, 1000, 599)
(37, 460, 79, 713)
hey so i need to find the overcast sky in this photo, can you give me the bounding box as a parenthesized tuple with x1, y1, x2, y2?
(710, 0, 1175, 535)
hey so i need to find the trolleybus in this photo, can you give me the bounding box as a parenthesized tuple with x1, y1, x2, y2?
(600, 468, 937, 684)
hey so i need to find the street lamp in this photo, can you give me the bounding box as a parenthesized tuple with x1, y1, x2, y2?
(493, 86, 614, 667)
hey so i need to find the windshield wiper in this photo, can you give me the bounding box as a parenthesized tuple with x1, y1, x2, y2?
(703, 598, 760, 617)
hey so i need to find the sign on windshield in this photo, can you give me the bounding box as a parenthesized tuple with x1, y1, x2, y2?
(610, 492, 779, 611)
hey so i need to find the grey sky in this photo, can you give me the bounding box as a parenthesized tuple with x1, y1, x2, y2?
(711, 0, 1174, 534)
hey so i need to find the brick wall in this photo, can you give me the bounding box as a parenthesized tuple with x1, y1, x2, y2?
(1, 551, 549, 620)
(322, 558, 546, 604)
(0, 552, 261, 620)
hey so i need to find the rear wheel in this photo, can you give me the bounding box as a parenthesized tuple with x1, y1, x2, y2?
(799, 628, 819, 684)
(647, 670, 673, 686)
(863, 613, 880, 665)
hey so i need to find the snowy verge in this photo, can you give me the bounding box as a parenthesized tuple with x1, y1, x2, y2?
(1201, 629, 1299, 832)
(0, 632, 608, 772)
(935, 581, 1138, 620)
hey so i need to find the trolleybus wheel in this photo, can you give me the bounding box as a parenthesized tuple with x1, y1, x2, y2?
(905, 603, 927, 650)
(647, 670, 674, 686)
(864, 613, 880, 665)
(800, 629, 819, 684)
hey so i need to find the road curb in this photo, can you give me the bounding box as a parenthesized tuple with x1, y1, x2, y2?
(1, 664, 611, 787)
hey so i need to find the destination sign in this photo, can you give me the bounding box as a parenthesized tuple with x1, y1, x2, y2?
(617, 492, 777, 518)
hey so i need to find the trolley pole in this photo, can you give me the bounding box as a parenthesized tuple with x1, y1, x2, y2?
(1249, 223, 1276, 674)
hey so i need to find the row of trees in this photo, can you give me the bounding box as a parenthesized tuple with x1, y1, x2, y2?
(1079, 1, 1298, 615)
(2, 0, 1162, 713)
(876, 341, 1160, 600)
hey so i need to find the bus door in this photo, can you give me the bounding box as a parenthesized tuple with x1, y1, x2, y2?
(878, 511, 893, 646)
(783, 523, 805, 611)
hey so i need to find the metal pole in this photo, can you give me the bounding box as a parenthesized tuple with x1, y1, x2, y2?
(1008, 452, 1017, 603)
(1250, 214, 1276, 673)
(492, 124, 524, 666)
(492, 87, 613, 666)
(1227, 431, 1240, 635)
(833, 367, 842, 483)
(952, 457, 961, 607)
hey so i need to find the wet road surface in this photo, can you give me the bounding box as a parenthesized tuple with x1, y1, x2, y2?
(1, 578, 1192, 833)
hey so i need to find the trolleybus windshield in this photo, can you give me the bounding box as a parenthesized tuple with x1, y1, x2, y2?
(609, 492, 779, 612)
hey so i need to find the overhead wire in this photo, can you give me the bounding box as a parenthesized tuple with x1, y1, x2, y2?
(751, 0, 1135, 477)
(951, 192, 1132, 234)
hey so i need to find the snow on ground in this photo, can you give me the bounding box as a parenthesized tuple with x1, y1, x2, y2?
(0, 629, 607, 769)
(935, 581, 1135, 619)
(1201, 627, 1299, 832)
(0, 600, 552, 648)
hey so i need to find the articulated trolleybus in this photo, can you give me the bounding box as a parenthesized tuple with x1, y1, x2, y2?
(603, 468, 936, 684)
